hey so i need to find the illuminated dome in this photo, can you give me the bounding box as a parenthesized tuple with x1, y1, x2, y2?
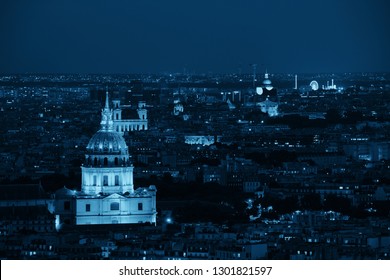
(86, 130, 128, 155)
(86, 92, 128, 155)
(84, 91, 131, 167)
(263, 79, 272, 85)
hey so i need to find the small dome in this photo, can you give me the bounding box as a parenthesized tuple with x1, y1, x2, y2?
(263, 79, 272, 85)
(86, 130, 128, 155)
(55, 186, 75, 198)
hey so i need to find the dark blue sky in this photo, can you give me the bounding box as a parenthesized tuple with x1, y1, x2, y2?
(0, 0, 389, 74)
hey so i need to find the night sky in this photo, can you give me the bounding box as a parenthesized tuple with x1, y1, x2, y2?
(0, 0, 389, 74)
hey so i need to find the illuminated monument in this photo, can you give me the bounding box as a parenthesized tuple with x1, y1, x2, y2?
(255, 71, 279, 117)
(71, 91, 157, 225)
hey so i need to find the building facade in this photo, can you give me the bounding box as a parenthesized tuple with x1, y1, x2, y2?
(56, 92, 157, 227)
(112, 99, 148, 133)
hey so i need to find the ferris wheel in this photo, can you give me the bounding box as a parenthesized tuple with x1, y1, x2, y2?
(310, 80, 319, 91)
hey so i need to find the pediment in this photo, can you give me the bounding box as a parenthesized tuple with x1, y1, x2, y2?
(103, 193, 124, 200)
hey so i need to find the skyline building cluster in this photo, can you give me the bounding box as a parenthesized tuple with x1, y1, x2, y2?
(0, 71, 389, 259)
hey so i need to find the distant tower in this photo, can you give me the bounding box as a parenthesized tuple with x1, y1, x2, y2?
(137, 101, 147, 121)
(112, 99, 122, 121)
(294, 75, 298, 90)
(251, 64, 257, 88)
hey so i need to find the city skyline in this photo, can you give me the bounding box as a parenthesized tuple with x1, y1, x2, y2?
(1, 0, 389, 74)
(1, 71, 390, 260)
(1, 0, 390, 262)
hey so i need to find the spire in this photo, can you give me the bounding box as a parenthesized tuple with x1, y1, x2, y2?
(104, 87, 110, 110)
(100, 88, 114, 131)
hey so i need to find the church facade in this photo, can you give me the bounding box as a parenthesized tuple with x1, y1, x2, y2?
(112, 99, 148, 133)
(55, 92, 157, 227)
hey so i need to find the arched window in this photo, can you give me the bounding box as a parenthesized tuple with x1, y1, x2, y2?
(110, 202, 119, 211)
(94, 158, 98, 166)
(114, 157, 119, 166)
(104, 157, 108, 166)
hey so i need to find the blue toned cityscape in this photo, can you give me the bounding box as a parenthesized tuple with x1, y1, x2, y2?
(0, 0, 390, 260)
(1, 72, 390, 259)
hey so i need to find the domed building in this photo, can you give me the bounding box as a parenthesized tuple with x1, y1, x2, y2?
(256, 71, 279, 117)
(173, 100, 184, 116)
(59, 92, 157, 226)
(81, 94, 134, 196)
(260, 71, 277, 100)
